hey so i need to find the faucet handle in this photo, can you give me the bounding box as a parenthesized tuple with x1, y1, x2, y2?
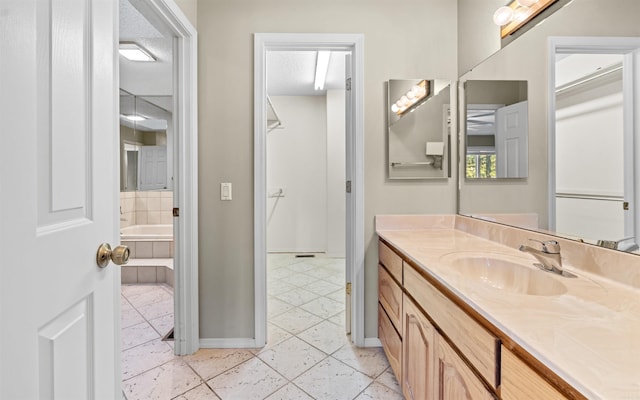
(528, 238, 560, 254)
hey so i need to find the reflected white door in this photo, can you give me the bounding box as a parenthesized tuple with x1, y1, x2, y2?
(0, 1, 119, 399)
(496, 100, 528, 178)
(139, 145, 168, 190)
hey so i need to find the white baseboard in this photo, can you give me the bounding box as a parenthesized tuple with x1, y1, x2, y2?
(199, 338, 258, 349)
(363, 338, 382, 348)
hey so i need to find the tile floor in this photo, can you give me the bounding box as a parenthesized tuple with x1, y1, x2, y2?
(121, 253, 403, 400)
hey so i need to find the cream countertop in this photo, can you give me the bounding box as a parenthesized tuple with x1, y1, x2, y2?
(376, 215, 640, 400)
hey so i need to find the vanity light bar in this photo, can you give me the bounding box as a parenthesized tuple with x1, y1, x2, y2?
(390, 80, 430, 116)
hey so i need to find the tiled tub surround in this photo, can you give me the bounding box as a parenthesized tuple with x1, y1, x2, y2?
(120, 190, 174, 228)
(121, 258, 174, 287)
(376, 214, 640, 399)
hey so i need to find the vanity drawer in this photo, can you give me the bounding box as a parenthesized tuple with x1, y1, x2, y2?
(379, 240, 402, 283)
(501, 347, 567, 400)
(404, 264, 499, 389)
(378, 303, 402, 381)
(378, 264, 402, 332)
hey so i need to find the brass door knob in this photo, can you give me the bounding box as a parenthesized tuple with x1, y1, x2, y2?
(96, 243, 130, 268)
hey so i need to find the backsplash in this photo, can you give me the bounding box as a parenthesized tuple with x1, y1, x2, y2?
(120, 191, 173, 227)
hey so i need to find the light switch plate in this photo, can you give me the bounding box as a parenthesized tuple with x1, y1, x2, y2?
(221, 182, 232, 200)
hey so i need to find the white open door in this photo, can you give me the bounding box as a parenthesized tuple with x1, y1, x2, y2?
(0, 1, 119, 399)
(496, 100, 528, 178)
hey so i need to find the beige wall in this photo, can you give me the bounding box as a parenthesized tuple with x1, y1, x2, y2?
(197, 0, 458, 340)
(174, 0, 197, 28)
(458, 0, 640, 229)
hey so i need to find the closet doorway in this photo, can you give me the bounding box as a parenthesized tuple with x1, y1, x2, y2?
(254, 34, 366, 347)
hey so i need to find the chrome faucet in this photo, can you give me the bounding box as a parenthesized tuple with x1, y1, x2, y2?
(519, 239, 568, 276)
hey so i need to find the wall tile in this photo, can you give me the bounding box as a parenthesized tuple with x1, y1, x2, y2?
(148, 211, 162, 224)
(161, 198, 173, 211)
(161, 213, 173, 225)
(157, 266, 166, 283)
(136, 242, 153, 258)
(147, 191, 161, 199)
(153, 242, 171, 258)
(135, 197, 148, 210)
(121, 266, 138, 284)
(148, 198, 161, 211)
(138, 266, 157, 283)
(137, 212, 148, 224)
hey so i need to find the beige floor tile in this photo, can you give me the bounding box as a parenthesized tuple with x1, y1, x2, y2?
(268, 297, 296, 319)
(321, 273, 345, 286)
(258, 336, 327, 380)
(122, 339, 176, 381)
(293, 357, 372, 400)
(184, 348, 255, 381)
(122, 284, 160, 298)
(297, 320, 349, 354)
(374, 367, 402, 394)
(148, 313, 174, 337)
(207, 357, 287, 400)
(270, 308, 324, 335)
(173, 384, 220, 400)
(274, 288, 319, 307)
(121, 303, 146, 329)
(331, 345, 390, 378)
(354, 382, 404, 400)
(122, 321, 161, 351)
(264, 383, 313, 400)
(126, 286, 172, 309)
(283, 273, 320, 288)
(284, 262, 317, 273)
(268, 280, 297, 296)
(256, 323, 294, 354)
(303, 267, 336, 280)
(324, 288, 346, 304)
(123, 359, 201, 400)
(299, 297, 343, 319)
(302, 279, 341, 296)
(137, 297, 174, 321)
(268, 267, 294, 281)
(327, 311, 346, 327)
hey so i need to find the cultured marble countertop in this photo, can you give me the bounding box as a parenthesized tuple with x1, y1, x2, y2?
(376, 225, 640, 400)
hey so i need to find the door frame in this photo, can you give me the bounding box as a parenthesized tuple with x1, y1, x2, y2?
(133, 0, 199, 355)
(548, 37, 640, 244)
(253, 33, 366, 347)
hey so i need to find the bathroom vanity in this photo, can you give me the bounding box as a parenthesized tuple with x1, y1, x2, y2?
(376, 215, 640, 400)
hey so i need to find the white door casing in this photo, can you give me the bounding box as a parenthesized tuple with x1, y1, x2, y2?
(495, 100, 528, 178)
(0, 0, 119, 398)
(344, 53, 353, 335)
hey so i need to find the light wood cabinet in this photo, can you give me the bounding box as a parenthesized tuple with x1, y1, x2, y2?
(501, 347, 567, 400)
(436, 335, 496, 400)
(378, 304, 402, 380)
(402, 296, 436, 400)
(379, 240, 403, 283)
(378, 264, 402, 331)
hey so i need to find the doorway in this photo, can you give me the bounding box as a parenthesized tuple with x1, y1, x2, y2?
(118, 0, 199, 365)
(254, 33, 365, 347)
(548, 37, 640, 250)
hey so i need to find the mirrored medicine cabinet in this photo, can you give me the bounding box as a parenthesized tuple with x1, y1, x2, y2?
(387, 79, 451, 180)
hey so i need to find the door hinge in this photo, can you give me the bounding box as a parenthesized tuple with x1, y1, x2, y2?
(346, 77, 352, 91)
(623, 201, 629, 210)
(346, 282, 352, 295)
(172, 207, 180, 217)
(346, 180, 352, 193)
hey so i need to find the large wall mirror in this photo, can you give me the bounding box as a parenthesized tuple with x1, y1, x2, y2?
(457, 0, 640, 254)
(388, 79, 451, 179)
(464, 80, 528, 179)
(119, 90, 173, 192)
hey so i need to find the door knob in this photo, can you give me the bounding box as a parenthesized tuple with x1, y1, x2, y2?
(96, 243, 130, 268)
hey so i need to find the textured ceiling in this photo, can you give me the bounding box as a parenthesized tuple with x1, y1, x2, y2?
(267, 51, 347, 96)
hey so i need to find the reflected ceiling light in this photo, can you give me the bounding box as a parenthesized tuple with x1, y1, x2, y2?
(493, 6, 515, 26)
(314, 51, 331, 91)
(390, 80, 429, 115)
(122, 114, 146, 122)
(119, 42, 156, 62)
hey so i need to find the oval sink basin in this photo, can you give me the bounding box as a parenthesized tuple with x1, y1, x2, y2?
(449, 256, 567, 296)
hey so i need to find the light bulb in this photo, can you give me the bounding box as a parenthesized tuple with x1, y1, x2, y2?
(396, 100, 404, 109)
(407, 90, 416, 100)
(400, 96, 410, 106)
(391, 104, 399, 113)
(517, 0, 539, 6)
(493, 6, 514, 26)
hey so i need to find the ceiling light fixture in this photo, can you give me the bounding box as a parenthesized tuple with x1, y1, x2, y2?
(493, 0, 556, 38)
(119, 42, 156, 62)
(122, 114, 146, 122)
(314, 51, 331, 91)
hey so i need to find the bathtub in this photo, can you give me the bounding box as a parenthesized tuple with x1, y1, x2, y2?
(120, 224, 174, 259)
(120, 224, 173, 241)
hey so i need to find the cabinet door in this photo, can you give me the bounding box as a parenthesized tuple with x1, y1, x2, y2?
(435, 336, 495, 400)
(403, 296, 436, 400)
(501, 347, 568, 400)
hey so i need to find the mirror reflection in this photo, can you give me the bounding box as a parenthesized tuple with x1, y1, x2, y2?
(387, 79, 451, 179)
(119, 90, 172, 192)
(457, 0, 640, 255)
(465, 80, 528, 179)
